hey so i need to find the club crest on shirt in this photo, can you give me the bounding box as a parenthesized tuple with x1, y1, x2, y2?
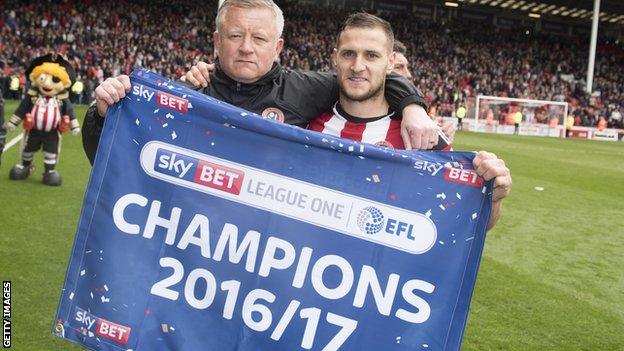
(261, 107, 285, 123)
(375, 140, 395, 149)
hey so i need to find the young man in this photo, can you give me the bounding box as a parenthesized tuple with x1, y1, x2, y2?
(84, 0, 441, 165)
(308, 13, 511, 229)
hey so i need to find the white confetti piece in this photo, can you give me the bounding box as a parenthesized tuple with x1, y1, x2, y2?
(166, 113, 174, 119)
(534, 186, 544, 191)
(466, 237, 474, 241)
(182, 95, 187, 98)
(90, 292, 94, 299)
(425, 209, 432, 218)
(135, 119, 140, 125)
(187, 102, 193, 108)
(162, 123, 168, 128)
(482, 186, 487, 193)
(133, 139, 139, 145)
(472, 212, 478, 219)
(372, 174, 380, 183)
(456, 193, 462, 199)
(69, 292, 74, 300)
(100, 250, 103, 254)
(439, 204, 446, 210)
(161, 324, 169, 333)
(439, 241, 445, 245)
(101, 296, 110, 303)
(304, 145, 309, 148)
(348, 146, 354, 152)
(453, 240, 456, 244)
(104, 285, 109, 291)
(423, 344, 429, 348)
(88, 331, 94, 337)
(80, 270, 86, 276)
(171, 131, 177, 140)
(338, 143, 344, 147)
(153, 109, 160, 113)
(366, 177, 371, 182)
(396, 336, 401, 344)
(240, 112, 248, 116)
(321, 138, 329, 143)
(170, 326, 175, 331)
(85, 250, 92, 254)
(359, 145, 364, 153)
(436, 193, 446, 199)
(358, 156, 365, 159)
(210, 142, 215, 146)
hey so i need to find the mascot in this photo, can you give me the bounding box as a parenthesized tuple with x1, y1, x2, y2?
(6, 53, 80, 186)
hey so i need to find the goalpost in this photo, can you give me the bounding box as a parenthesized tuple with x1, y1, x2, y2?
(473, 95, 569, 138)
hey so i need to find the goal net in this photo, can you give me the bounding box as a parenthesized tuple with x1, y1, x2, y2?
(473, 95, 568, 138)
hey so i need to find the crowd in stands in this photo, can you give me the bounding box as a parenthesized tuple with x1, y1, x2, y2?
(1, 0, 622, 128)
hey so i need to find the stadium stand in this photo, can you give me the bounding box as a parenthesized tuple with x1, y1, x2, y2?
(0, 0, 622, 128)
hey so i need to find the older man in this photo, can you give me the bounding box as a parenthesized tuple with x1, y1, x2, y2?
(83, 0, 439, 164)
(308, 13, 510, 229)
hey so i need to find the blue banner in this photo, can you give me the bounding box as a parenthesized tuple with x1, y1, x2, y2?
(54, 68, 492, 351)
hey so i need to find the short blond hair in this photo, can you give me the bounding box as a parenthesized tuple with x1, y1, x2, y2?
(216, 0, 284, 38)
(30, 62, 71, 87)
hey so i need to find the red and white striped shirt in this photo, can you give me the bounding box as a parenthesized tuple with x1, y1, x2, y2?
(309, 103, 452, 151)
(32, 96, 61, 132)
(308, 103, 405, 149)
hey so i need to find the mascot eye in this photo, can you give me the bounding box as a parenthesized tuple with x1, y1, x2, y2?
(52, 77, 61, 83)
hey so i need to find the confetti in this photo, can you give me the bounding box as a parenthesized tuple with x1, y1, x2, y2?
(90, 292, 94, 299)
(471, 212, 478, 219)
(162, 123, 168, 128)
(466, 237, 474, 241)
(135, 119, 140, 126)
(69, 292, 74, 300)
(439, 241, 445, 245)
(171, 131, 177, 140)
(161, 324, 169, 333)
(436, 193, 446, 199)
(187, 102, 193, 108)
(439, 204, 445, 210)
(348, 146, 354, 152)
(365, 177, 371, 182)
(425, 209, 432, 218)
(534, 186, 544, 191)
(101, 296, 110, 303)
(372, 174, 380, 183)
(153, 109, 160, 113)
(396, 336, 401, 344)
(104, 285, 109, 291)
(456, 193, 462, 199)
(80, 270, 86, 276)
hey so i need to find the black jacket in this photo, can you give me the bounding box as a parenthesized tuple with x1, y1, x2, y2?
(82, 62, 427, 164)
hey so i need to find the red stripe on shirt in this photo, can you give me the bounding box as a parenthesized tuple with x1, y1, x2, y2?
(340, 121, 366, 142)
(308, 112, 333, 132)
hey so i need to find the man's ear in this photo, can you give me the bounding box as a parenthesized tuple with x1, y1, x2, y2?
(387, 51, 396, 71)
(274, 38, 284, 59)
(213, 31, 220, 58)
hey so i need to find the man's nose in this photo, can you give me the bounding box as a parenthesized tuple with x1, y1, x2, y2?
(351, 56, 365, 72)
(239, 36, 254, 54)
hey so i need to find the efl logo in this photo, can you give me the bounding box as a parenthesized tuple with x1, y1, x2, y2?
(157, 91, 188, 113)
(357, 207, 422, 242)
(154, 148, 244, 195)
(73, 307, 131, 345)
(444, 167, 483, 187)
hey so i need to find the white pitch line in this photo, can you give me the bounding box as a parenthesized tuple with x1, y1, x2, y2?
(3, 133, 24, 151)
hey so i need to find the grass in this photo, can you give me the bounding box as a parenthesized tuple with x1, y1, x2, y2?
(1, 99, 623, 350)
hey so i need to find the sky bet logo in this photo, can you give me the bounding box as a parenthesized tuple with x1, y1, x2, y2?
(132, 84, 189, 113)
(74, 307, 131, 345)
(155, 148, 244, 195)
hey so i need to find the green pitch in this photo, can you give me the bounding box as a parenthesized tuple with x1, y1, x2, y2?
(1, 99, 622, 350)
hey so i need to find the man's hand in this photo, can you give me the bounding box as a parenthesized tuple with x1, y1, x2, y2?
(184, 61, 215, 88)
(95, 75, 131, 117)
(400, 104, 440, 150)
(473, 151, 512, 229)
